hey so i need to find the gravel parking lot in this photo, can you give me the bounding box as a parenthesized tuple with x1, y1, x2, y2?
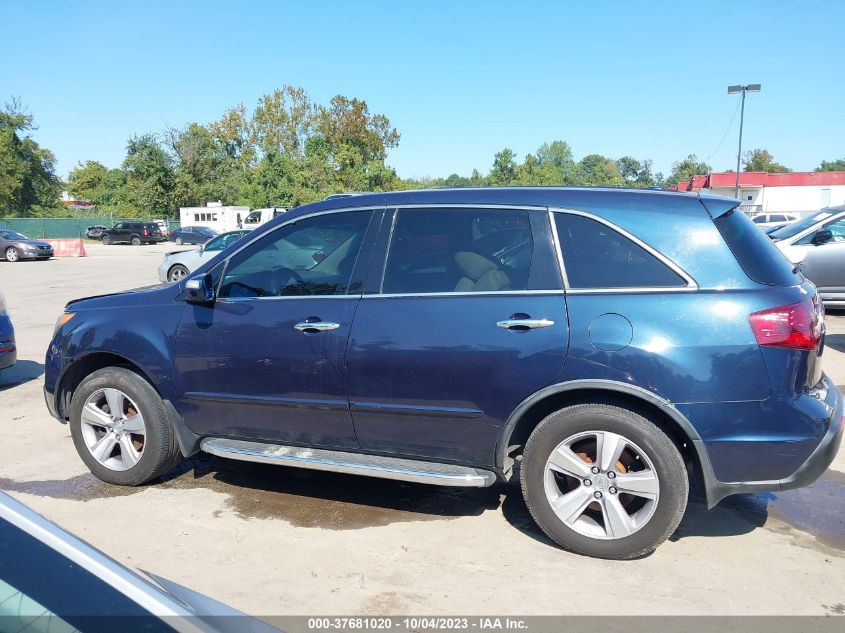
(1, 243, 844, 616)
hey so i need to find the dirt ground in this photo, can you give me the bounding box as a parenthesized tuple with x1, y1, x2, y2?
(1, 242, 843, 616)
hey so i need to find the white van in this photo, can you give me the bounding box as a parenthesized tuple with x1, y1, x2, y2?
(242, 207, 286, 228)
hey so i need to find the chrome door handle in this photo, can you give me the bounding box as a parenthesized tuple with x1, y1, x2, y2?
(496, 318, 555, 330)
(294, 321, 341, 332)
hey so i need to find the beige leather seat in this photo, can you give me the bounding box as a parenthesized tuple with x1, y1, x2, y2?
(453, 252, 511, 292)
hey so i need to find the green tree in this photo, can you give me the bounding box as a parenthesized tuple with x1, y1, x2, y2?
(666, 154, 711, 187)
(251, 85, 315, 158)
(577, 154, 624, 186)
(536, 140, 577, 184)
(742, 148, 790, 173)
(616, 156, 658, 187)
(817, 158, 845, 171)
(0, 99, 62, 216)
(122, 134, 175, 216)
(489, 148, 516, 185)
(166, 123, 234, 206)
(67, 160, 108, 200)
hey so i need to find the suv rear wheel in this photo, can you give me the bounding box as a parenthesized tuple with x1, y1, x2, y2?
(68, 367, 181, 485)
(520, 403, 687, 559)
(130, 236, 141, 246)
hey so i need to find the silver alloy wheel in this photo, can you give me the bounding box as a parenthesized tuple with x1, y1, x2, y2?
(5, 247, 19, 262)
(168, 265, 188, 282)
(80, 388, 146, 471)
(543, 430, 659, 540)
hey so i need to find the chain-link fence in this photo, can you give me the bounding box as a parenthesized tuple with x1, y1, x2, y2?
(0, 218, 181, 239)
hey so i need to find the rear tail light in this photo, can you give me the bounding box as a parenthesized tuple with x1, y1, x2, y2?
(143, 229, 150, 236)
(748, 297, 822, 350)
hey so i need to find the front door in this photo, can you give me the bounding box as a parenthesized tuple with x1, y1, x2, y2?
(172, 209, 379, 449)
(346, 207, 568, 465)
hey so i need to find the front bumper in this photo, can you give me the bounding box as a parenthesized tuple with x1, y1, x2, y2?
(698, 374, 843, 507)
(21, 249, 53, 259)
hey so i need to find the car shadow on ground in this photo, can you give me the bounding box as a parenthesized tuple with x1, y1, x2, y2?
(824, 332, 845, 353)
(0, 360, 44, 392)
(0, 450, 775, 547)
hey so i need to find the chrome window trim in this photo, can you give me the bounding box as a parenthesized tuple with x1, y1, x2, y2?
(217, 294, 361, 302)
(362, 290, 565, 300)
(549, 207, 699, 294)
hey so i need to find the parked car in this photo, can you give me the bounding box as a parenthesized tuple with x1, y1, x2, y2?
(158, 229, 252, 282)
(795, 236, 845, 307)
(44, 188, 841, 560)
(84, 225, 109, 239)
(0, 491, 279, 631)
(101, 221, 165, 246)
(769, 205, 845, 263)
(168, 226, 218, 245)
(0, 230, 53, 262)
(749, 212, 800, 229)
(0, 292, 15, 376)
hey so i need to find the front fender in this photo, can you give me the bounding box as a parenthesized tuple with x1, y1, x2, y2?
(46, 302, 186, 413)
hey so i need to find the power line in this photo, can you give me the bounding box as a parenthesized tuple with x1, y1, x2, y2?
(705, 98, 742, 166)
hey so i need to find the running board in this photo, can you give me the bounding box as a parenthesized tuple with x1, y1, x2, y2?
(200, 438, 497, 488)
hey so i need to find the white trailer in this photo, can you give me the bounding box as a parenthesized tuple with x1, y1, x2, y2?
(243, 207, 287, 228)
(179, 202, 251, 234)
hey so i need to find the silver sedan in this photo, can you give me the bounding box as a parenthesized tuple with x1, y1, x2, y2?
(157, 229, 251, 282)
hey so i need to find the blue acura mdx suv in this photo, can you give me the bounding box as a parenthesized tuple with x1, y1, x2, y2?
(44, 188, 842, 559)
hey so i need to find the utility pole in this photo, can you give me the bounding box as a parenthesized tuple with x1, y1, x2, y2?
(727, 84, 761, 199)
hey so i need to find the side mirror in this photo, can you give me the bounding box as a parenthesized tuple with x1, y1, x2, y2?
(185, 273, 215, 304)
(812, 229, 833, 245)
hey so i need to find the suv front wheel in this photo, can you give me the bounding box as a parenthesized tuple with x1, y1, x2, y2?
(520, 403, 688, 559)
(68, 367, 181, 485)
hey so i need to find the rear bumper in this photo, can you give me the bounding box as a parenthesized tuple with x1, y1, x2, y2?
(0, 319, 15, 370)
(0, 345, 15, 370)
(699, 375, 843, 507)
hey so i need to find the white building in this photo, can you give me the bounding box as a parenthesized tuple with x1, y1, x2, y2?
(676, 171, 845, 215)
(179, 201, 250, 233)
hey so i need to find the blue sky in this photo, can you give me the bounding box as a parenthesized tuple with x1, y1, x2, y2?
(3, 0, 843, 181)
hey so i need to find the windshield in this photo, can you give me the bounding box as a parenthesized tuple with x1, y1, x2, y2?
(0, 231, 30, 241)
(768, 211, 835, 241)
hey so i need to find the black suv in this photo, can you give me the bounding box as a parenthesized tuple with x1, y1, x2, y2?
(101, 222, 165, 246)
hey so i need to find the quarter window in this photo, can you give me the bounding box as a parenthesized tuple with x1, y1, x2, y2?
(219, 211, 372, 298)
(381, 208, 533, 294)
(554, 213, 686, 289)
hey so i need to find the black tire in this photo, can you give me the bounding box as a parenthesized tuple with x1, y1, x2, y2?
(68, 367, 181, 486)
(168, 264, 189, 282)
(174, 236, 183, 245)
(4, 246, 21, 262)
(102, 235, 112, 245)
(520, 403, 688, 560)
(130, 236, 141, 246)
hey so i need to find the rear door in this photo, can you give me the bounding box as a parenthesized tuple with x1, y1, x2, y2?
(345, 206, 568, 465)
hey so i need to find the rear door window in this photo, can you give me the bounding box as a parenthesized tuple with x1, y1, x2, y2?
(553, 213, 687, 288)
(381, 208, 533, 294)
(713, 209, 801, 286)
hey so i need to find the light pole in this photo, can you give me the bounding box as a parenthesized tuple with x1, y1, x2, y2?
(727, 84, 761, 199)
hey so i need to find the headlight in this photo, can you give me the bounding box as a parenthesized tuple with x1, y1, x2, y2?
(54, 312, 76, 335)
